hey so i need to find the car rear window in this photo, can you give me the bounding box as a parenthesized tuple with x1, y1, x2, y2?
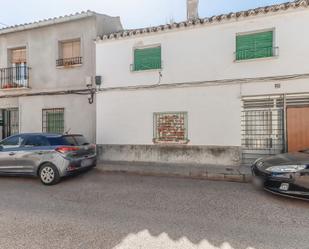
(46, 135, 89, 146)
(73, 136, 90, 146)
(47, 137, 71, 146)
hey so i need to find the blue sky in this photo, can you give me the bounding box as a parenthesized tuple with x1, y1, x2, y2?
(0, 0, 291, 29)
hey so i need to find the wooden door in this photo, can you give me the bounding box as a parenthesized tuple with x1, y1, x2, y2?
(287, 107, 309, 152)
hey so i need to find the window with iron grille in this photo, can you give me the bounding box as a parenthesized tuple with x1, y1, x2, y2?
(236, 31, 275, 61)
(2, 108, 19, 138)
(133, 46, 161, 71)
(153, 112, 189, 144)
(42, 108, 64, 133)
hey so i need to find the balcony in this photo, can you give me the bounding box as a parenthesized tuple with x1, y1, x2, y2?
(56, 57, 82, 67)
(0, 66, 30, 89)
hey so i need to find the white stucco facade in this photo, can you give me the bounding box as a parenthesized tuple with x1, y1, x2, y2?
(95, 3, 309, 166)
(97, 85, 242, 146)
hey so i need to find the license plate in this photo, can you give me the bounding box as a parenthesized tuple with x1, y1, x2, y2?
(279, 183, 289, 191)
(81, 159, 93, 167)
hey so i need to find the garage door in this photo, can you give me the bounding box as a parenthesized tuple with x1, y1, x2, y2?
(287, 107, 309, 152)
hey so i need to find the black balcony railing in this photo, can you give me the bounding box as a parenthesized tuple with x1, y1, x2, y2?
(56, 57, 82, 67)
(0, 66, 30, 89)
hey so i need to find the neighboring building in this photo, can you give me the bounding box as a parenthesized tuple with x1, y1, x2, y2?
(0, 11, 122, 142)
(96, 0, 309, 166)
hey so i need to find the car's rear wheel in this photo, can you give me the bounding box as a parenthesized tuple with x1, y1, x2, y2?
(39, 163, 60, 185)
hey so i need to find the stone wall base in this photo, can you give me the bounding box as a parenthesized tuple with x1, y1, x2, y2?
(97, 144, 242, 167)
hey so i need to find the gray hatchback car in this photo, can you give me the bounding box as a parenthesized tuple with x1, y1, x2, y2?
(0, 133, 97, 185)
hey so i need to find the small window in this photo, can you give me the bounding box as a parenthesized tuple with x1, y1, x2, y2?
(24, 136, 50, 147)
(133, 46, 161, 71)
(11, 48, 27, 64)
(57, 39, 82, 67)
(153, 112, 189, 144)
(42, 108, 65, 134)
(236, 31, 274, 61)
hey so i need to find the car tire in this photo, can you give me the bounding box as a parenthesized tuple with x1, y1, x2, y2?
(39, 163, 61, 186)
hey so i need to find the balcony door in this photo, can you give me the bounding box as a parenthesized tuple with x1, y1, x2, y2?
(10, 48, 27, 88)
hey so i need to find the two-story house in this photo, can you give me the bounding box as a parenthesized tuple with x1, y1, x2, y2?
(0, 11, 122, 142)
(95, 0, 309, 167)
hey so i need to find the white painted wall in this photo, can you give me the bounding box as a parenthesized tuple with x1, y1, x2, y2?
(241, 78, 309, 97)
(96, 85, 241, 145)
(96, 9, 309, 88)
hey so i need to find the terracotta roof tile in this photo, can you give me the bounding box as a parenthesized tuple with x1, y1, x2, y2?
(97, 0, 309, 42)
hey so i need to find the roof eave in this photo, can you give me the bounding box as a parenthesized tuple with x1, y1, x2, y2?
(0, 10, 97, 35)
(97, 0, 309, 42)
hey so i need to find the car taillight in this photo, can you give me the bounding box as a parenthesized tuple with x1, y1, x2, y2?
(55, 146, 79, 154)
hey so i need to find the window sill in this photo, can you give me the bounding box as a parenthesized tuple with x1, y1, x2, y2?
(56, 63, 83, 69)
(234, 55, 279, 63)
(153, 139, 190, 145)
(131, 68, 162, 73)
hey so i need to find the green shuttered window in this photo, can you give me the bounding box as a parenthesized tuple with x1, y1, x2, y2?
(134, 46, 161, 71)
(236, 31, 274, 61)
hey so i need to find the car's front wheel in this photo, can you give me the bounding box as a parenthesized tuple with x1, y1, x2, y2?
(39, 163, 60, 185)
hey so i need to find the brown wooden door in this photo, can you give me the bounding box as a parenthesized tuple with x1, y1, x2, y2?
(287, 107, 309, 152)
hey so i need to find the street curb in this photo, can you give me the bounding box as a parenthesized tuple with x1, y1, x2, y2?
(96, 163, 252, 183)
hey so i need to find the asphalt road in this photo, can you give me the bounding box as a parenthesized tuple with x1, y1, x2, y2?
(0, 169, 308, 249)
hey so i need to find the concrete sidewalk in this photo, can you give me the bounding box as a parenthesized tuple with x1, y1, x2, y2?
(97, 161, 252, 183)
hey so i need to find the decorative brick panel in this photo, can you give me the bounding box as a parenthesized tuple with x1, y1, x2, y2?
(153, 112, 189, 144)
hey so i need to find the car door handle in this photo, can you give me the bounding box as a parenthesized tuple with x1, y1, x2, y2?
(9, 152, 15, 156)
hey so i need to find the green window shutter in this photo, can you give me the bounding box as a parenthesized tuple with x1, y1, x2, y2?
(134, 47, 161, 71)
(47, 112, 64, 133)
(236, 31, 273, 60)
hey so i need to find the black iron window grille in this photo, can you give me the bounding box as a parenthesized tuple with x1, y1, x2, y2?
(42, 108, 65, 134)
(2, 108, 19, 138)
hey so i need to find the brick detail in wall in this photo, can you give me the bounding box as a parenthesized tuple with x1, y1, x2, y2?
(153, 112, 189, 144)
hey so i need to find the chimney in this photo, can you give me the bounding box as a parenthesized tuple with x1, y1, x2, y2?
(187, 0, 199, 20)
